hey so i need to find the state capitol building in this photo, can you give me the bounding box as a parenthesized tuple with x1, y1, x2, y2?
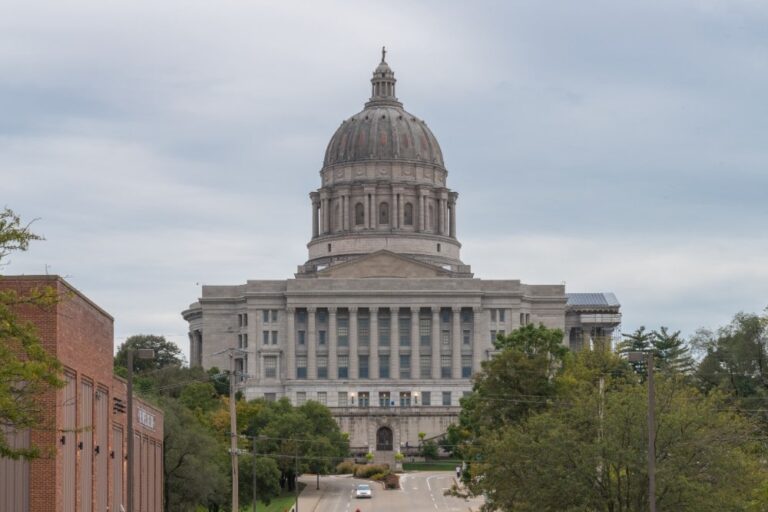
(182, 51, 621, 459)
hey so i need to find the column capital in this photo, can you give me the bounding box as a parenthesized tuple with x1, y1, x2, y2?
(307, 306, 317, 313)
(410, 306, 420, 314)
(328, 307, 337, 315)
(369, 306, 380, 314)
(451, 306, 462, 313)
(286, 307, 296, 314)
(473, 306, 483, 313)
(349, 306, 359, 313)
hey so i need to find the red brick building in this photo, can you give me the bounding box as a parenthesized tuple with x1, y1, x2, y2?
(0, 276, 164, 512)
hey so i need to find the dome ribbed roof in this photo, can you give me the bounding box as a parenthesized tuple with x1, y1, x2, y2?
(322, 49, 445, 168)
(323, 106, 444, 167)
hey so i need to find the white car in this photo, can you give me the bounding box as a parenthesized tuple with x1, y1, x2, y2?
(355, 483, 372, 499)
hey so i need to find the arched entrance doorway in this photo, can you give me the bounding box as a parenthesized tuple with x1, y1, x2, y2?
(376, 426, 393, 451)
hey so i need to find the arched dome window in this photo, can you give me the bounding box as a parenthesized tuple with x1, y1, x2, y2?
(428, 204, 435, 231)
(334, 203, 340, 231)
(355, 203, 365, 226)
(404, 203, 414, 226)
(379, 202, 389, 224)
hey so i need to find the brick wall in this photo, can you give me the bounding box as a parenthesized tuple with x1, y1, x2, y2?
(0, 275, 164, 512)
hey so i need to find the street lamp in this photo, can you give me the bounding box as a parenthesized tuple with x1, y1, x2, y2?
(628, 351, 656, 512)
(126, 348, 154, 512)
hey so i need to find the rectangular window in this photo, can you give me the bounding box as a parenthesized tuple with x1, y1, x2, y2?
(442, 391, 451, 406)
(318, 310, 327, 323)
(297, 330, 306, 345)
(441, 355, 451, 378)
(244, 333, 249, 348)
(358, 356, 369, 379)
(520, 312, 525, 325)
(317, 391, 327, 405)
(263, 310, 269, 323)
(420, 355, 432, 379)
(441, 330, 450, 347)
(358, 315, 370, 346)
(317, 356, 328, 379)
(399, 354, 411, 379)
(441, 309, 451, 323)
(379, 354, 390, 379)
(422, 391, 431, 406)
(338, 355, 349, 379)
(490, 330, 497, 343)
(338, 392, 348, 407)
(419, 317, 431, 346)
(379, 391, 391, 407)
(264, 393, 276, 402)
(296, 392, 306, 405)
(399, 311, 411, 347)
(499, 309, 505, 322)
(318, 330, 327, 345)
(498, 329, 505, 338)
(399, 392, 411, 407)
(237, 334, 243, 349)
(525, 313, 531, 324)
(297, 310, 307, 323)
(238, 314, 243, 327)
(461, 309, 472, 323)
(271, 331, 278, 345)
(491, 309, 497, 322)
(378, 312, 391, 346)
(263, 331, 269, 345)
(337, 315, 349, 347)
(296, 356, 307, 379)
(462, 355, 472, 378)
(359, 391, 370, 407)
(463, 329, 471, 345)
(243, 313, 248, 326)
(264, 356, 277, 379)
(271, 310, 278, 322)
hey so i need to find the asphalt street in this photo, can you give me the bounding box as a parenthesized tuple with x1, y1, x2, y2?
(301, 471, 483, 512)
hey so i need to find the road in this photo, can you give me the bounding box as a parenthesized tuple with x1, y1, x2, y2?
(299, 471, 483, 512)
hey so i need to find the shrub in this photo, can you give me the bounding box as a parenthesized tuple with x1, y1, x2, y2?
(370, 472, 387, 481)
(336, 461, 355, 474)
(354, 464, 389, 478)
(383, 473, 400, 489)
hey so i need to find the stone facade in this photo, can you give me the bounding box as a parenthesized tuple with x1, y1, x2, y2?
(182, 52, 621, 457)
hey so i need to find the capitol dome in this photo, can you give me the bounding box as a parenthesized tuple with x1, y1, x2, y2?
(323, 51, 444, 169)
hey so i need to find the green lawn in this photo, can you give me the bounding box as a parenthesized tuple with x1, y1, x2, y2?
(403, 460, 461, 471)
(241, 483, 305, 512)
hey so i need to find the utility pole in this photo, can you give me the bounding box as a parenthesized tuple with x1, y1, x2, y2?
(628, 351, 656, 512)
(294, 447, 299, 512)
(647, 352, 656, 512)
(229, 350, 239, 512)
(252, 437, 257, 512)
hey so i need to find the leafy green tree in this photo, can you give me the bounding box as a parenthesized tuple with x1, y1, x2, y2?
(449, 324, 567, 447)
(0, 207, 63, 459)
(160, 397, 228, 512)
(651, 326, 694, 374)
(466, 351, 768, 511)
(239, 455, 281, 506)
(617, 326, 653, 374)
(114, 334, 185, 373)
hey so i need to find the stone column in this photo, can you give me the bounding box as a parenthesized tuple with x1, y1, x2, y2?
(312, 201, 319, 238)
(452, 307, 462, 378)
(473, 306, 487, 373)
(431, 307, 441, 379)
(342, 194, 347, 231)
(325, 198, 332, 234)
(372, 189, 378, 229)
(391, 308, 400, 378)
(370, 307, 379, 379)
(328, 308, 338, 379)
(363, 193, 370, 230)
(286, 307, 296, 380)
(411, 307, 420, 379)
(349, 306, 358, 379)
(307, 307, 317, 379)
(449, 199, 456, 238)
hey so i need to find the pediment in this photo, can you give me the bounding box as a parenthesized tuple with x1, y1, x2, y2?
(317, 251, 450, 278)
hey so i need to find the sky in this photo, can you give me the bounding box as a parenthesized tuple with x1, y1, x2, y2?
(2, 0, 766, 360)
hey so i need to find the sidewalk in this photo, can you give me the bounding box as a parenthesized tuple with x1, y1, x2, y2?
(291, 475, 325, 512)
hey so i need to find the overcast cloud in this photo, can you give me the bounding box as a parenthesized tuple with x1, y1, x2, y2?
(2, 0, 766, 359)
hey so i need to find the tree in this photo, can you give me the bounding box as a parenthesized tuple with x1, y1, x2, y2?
(449, 324, 567, 446)
(0, 207, 63, 459)
(465, 351, 768, 511)
(651, 326, 694, 374)
(114, 334, 185, 373)
(238, 455, 281, 506)
(617, 326, 653, 375)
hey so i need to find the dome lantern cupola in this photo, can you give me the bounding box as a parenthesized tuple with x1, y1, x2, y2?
(366, 46, 401, 108)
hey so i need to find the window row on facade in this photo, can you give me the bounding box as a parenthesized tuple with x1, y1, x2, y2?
(286, 390, 469, 407)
